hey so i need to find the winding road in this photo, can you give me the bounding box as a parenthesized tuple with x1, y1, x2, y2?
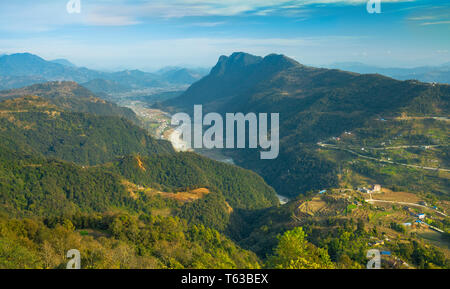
(365, 197, 448, 218)
(318, 143, 450, 172)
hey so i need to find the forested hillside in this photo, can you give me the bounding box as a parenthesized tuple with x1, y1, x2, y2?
(0, 81, 139, 124)
(0, 96, 173, 165)
(112, 153, 278, 211)
(0, 144, 266, 269)
(0, 145, 131, 217)
(0, 211, 262, 269)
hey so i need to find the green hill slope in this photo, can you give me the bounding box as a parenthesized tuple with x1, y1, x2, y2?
(0, 81, 139, 124)
(0, 96, 173, 165)
(111, 152, 279, 211)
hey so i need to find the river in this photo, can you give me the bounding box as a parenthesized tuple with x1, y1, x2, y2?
(126, 103, 290, 205)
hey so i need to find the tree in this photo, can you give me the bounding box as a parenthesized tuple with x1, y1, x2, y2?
(267, 227, 334, 269)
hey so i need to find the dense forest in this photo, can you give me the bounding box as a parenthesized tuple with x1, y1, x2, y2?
(112, 153, 278, 210)
(0, 96, 173, 165)
(0, 213, 261, 269)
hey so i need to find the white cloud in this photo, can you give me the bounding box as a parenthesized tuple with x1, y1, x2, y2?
(0, 0, 418, 30)
(81, 0, 418, 24)
(186, 21, 227, 27)
(407, 15, 437, 21)
(420, 20, 450, 26)
(407, 6, 450, 27)
(86, 13, 141, 26)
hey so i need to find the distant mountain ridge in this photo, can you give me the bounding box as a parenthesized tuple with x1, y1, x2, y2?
(0, 53, 205, 91)
(158, 67, 208, 85)
(328, 61, 450, 84)
(0, 53, 104, 83)
(50, 58, 76, 67)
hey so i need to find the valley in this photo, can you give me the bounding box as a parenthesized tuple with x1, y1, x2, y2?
(2, 0, 450, 276)
(124, 100, 236, 162)
(0, 52, 448, 270)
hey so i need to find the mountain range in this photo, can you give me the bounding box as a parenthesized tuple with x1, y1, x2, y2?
(0, 53, 207, 92)
(161, 52, 450, 198)
(327, 62, 450, 84)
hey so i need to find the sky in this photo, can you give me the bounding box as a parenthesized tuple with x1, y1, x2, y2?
(0, 0, 449, 71)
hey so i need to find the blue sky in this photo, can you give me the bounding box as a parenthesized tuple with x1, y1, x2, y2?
(0, 0, 449, 71)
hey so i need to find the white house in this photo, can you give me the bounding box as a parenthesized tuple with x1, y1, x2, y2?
(373, 184, 381, 192)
